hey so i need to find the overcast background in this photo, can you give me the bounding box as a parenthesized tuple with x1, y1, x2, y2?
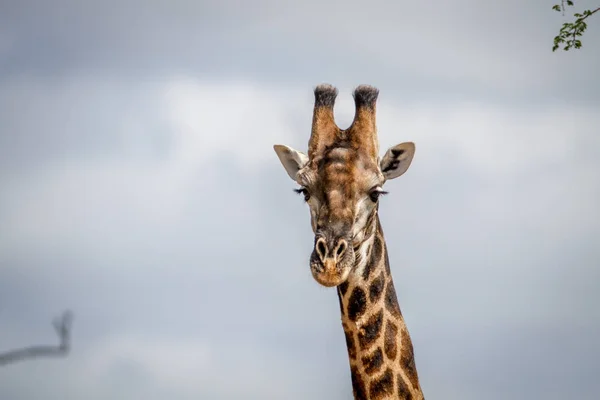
(1, 1, 599, 399)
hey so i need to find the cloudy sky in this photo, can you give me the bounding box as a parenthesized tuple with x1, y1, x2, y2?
(1, 0, 599, 399)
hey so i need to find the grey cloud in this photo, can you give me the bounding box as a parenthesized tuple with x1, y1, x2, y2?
(1, 0, 599, 103)
(0, 77, 173, 172)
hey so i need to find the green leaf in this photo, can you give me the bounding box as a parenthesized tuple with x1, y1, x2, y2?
(567, 0, 574, 6)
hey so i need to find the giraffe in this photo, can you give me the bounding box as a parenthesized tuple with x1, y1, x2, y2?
(273, 84, 424, 399)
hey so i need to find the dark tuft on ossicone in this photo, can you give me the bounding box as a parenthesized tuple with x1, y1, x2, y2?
(314, 84, 338, 108)
(353, 85, 379, 109)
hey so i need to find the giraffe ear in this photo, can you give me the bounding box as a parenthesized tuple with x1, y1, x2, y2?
(380, 142, 415, 180)
(273, 144, 309, 181)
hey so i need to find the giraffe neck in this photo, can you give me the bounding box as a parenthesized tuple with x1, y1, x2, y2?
(336, 214, 424, 400)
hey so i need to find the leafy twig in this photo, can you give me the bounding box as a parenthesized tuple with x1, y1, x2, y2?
(552, 1, 600, 51)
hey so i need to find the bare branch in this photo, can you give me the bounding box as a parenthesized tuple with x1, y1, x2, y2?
(0, 310, 73, 367)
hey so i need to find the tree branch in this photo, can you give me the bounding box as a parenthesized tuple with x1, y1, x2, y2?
(553, 2, 600, 51)
(0, 310, 73, 367)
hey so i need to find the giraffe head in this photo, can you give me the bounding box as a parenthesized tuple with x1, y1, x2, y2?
(274, 84, 415, 287)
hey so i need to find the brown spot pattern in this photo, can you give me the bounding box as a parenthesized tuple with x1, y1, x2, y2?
(369, 272, 385, 303)
(400, 329, 420, 390)
(369, 368, 394, 399)
(343, 327, 357, 360)
(347, 287, 367, 322)
(338, 281, 349, 297)
(363, 233, 383, 280)
(397, 374, 412, 399)
(337, 291, 345, 315)
(358, 309, 383, 350)
(384, 320, 398, 361)
(351, 366, 368, 400)
(383, 246, 392, 275)
(361, 347, 384, 375)
(384, 280, 403, 318)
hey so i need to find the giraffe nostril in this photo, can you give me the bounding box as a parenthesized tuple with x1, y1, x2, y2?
(316, 238, 328, 262)
(335, 240, 347, 259)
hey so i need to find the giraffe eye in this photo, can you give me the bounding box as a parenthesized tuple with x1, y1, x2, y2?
(294, 187, 311, 202)
(369, 189, 388, 202)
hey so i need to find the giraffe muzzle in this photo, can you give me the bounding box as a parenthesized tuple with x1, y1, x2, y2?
(310, 236, 354, 287)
